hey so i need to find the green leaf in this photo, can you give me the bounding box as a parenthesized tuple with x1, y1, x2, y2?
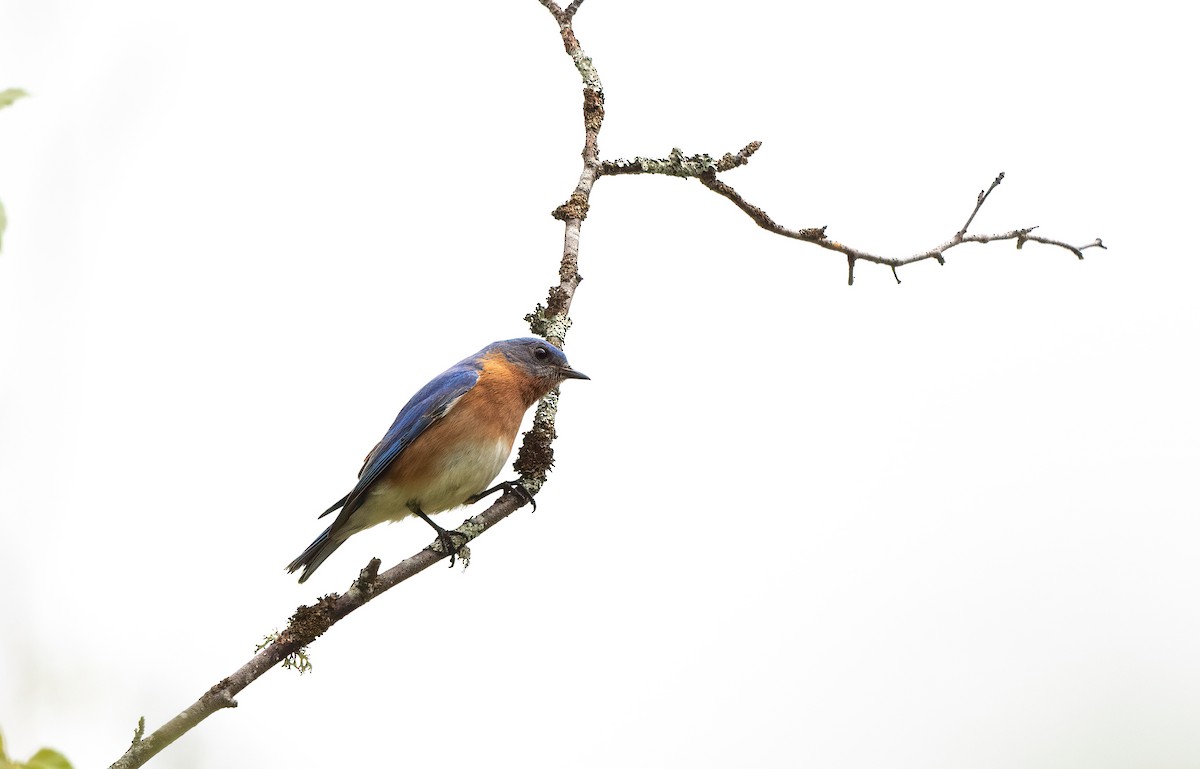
(23, 748, 74, 769)
(0, 88, 29, 111)
(0, 731, 73, 769)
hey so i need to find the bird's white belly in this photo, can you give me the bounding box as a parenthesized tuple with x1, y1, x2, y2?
(353, 438, 511, 529)
(420, 437, 512, 512)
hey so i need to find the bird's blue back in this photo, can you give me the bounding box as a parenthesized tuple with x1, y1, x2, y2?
(322, 359, 483, 520)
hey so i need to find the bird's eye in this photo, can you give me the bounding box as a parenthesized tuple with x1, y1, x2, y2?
(533, 346, 550, 361)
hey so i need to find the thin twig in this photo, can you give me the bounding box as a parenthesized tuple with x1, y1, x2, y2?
(563, 0, 585, 20)
(536, 0, 563, 22)
(696, 165, 1103, 285)
(958, 172, 1004, 238)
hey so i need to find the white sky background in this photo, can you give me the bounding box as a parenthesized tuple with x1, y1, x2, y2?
(1, 1, 1197, 767)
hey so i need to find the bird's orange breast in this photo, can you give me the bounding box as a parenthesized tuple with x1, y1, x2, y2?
(378, 352, 545, 509)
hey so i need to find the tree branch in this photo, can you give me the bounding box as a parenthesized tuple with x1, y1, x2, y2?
(110, 5, 604, 767)
(518, 0, 599, 490)
(600, 142, 762, 178)
(600, 145, 1105, 285)
(109, 490, 533, 769)
(109, 0, 1104, 763)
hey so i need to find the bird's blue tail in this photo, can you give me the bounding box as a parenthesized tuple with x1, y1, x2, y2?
(287, 526, 343, 583)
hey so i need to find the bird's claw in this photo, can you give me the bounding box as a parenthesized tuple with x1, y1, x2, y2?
(468, 479, 537, 512)
(437, 529, 470, 568)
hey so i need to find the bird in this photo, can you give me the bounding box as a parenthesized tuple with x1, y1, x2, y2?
(287, 337, 588, 583)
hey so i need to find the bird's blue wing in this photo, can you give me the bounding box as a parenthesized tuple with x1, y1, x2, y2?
(320, 363, 481, 519)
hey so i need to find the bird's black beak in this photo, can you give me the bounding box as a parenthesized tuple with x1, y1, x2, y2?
(560, 366, 590, 381)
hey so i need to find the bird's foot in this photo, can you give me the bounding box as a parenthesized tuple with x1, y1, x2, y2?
(436, 528, 471, 568)
(467, 479, 537, 512)
(413, 508, 470, 568)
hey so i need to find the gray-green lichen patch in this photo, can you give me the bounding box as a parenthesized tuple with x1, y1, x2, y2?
(572, 50, 602, 90)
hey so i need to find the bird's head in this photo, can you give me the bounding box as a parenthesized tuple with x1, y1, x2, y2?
(489, 337, 589, 387)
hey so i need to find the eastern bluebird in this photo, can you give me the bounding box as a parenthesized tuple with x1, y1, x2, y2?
(287, 338, 588, 582)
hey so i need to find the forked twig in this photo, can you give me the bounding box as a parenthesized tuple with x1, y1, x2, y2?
(602, 147, 1104, 284)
